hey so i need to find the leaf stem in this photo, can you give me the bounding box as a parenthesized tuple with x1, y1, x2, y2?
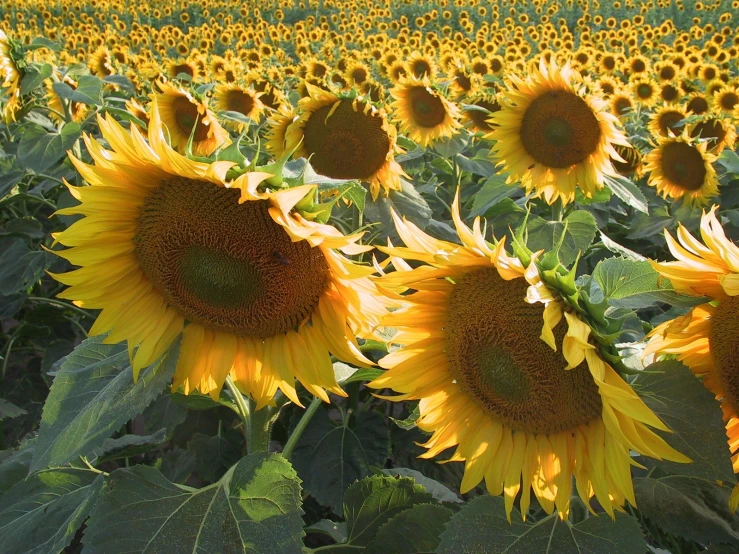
(225, 375, 251, 444)
(27, 296, 95, 320)
(282, 395, 322, 461)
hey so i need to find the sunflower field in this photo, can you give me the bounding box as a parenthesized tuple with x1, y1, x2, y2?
(1, 0, 739, 552)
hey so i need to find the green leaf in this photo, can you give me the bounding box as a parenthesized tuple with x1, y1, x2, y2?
(0, 217, 45, 240)
(0, 441, 34, 496)
(290, 408, 390, 513)
(364, 179, 432, 239)
(599, 230, 645, 261)
(381, 468, 462, 504)
(142, 393, 188, 437)
(637, 360, 735, 482)
(52, 75, 103, 105)
(455, 154, 496, 177)
(19, 63, 52, 95)
(0, 169, 25, 199)
(626, 212, 674, 240)
(187, 432, 242, 483)
(526, 210, 598, 266)
(82, 453, 304, 553)
(604, 173, 649, 214)
(17, 122, 81, 173)
(718, 150, 739, 176)
(437, 496, 646, 553)
(0, 240, 55, 295)
(634, 476, 739, 547)
(91, 429, 168, 464)
(27, 37, 61, 51)
(344, 475, 433, 547)
(0, 399, 26, 421)
(389, 404, 420, 431)
(305, 519, 348, 543)
(0, 468, 103, 554)
(470, 174, 516, 217)
(333, 362, 383, 385)
(592, 257, 705, 309)
(434, 134, 469, 158)
(365, 503, 454, 554)
(30, 335, 178, 472)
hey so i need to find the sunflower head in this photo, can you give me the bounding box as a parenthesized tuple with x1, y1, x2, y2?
(462, 92, 502, 133)
(213, 83, 264, 131)
(0, 29, 22, 122)
(152, 81, 230, 157)
(689, 116, 737, 154)
(369, 193, 688, 520)
(489, 58, 629, 205)
(643, 132, 719, 204)
(50, 106, 383, 409)
(389, 76, 462, 147)
(89, 45, 115, 77)
(284, 84, 406, 200)
(648, 105, 688, 138)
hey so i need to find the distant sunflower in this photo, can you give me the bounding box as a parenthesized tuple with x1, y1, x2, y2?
(690, 116, 737, 154)
(645, 208, 739, 511)
(610, 89, 635, 118)
(50, 108, 381, 408)
(153, 82, 230, 157)
(167, 58, 200, 81)
(686, 92, 711, 115)
(644, 133, 719, 204)
(648, 105, 688, 138)
(284, 84, 406, 200)
(462, 92, 502, 133)
(265, 103, 297, 156)
(389, 77, 462, 147)
(489, 59, 628, 205)
(370, 195, 688, 521)
(631, 77, 659, 107)
(213, 83, 264, 132)
(125, 98, 149, 132)
(611, 143, 642, 177)
(407, 51, 437, 79)
(46, 77, 88, 124)
(715, 85, 739, 115)
(0, 30, 21, 122)
(89, 45, 115, 77)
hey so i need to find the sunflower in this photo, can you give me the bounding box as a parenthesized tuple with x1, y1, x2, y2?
(167, 58, 201, 81)
(610, 89, 635, 118)
(389, 77, 462, 147)
(369, 195, 688, 521)
(611, 143, 642, 177)
(407, 51, 437, 79)
(283, 83, 406, 200)
(46, 76, 88, 124)
(152, 81, 230, 157)
(686, 92, 711, 115)
(648, 105, 688, 138)
(89, 45, 115, 77)
(265, 103, 297, 156)
(645, 208, 739, 510)
(462, 92, 502, 133)
(631, 77, 659, 107)
(213, 83, 264, 132)
(489, 59, 628, 205)
(49, 107, 382, 408)
(715, 85, 739, 115)
(643, 132, 719, 204)
(690, 116, 737, 154)
(125, 98, 149, 132)
(0, 29, 21, 122)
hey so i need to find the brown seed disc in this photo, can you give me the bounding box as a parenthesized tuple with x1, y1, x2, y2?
(408, 86, 447, 128)
(226, 90, 256, 116)
(171, 97, 210, 141)
(134, 178, 329, 337)
(660, 141, 707, 191)
(519, 90, 602, 168)
(445, 267, 602, 435)
(302, 99, 391, 180)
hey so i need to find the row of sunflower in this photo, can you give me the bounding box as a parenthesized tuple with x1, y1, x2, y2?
(1, 1, 739, 552)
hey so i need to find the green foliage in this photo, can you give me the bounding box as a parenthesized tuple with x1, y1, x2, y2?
(17, 122, 81, 173)
(437, 496, 647, 554)
(83, 453, 304, 553)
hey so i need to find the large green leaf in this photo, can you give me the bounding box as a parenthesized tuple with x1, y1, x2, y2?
(0, 240, 55, 295)
(634, 476, 739, 547)
(343, 475, 433, 547)
(469, 174, 515, 217)
(51, 75, 103, 105)
(437, 496, 646, 553)
(31, 335, 178, 471)
(381, 468, 461, 504)
(637, 360, 735, 482)
(526, 210, 598, 266)
(365, 503, 454, 554)
(364, 179, 432, 240)
(592, 257, 705, 309)
(290, 408, 390, 513)
(603, 173, 649, 214)
(82, 453, 304, 553)
(0, 468, 103, 554)
(19, 63, 52, 95)
(0, 441, 34, 496)
(17, 122, 81, 173)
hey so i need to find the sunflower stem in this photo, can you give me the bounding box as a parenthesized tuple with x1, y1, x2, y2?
(551, 198, 563, 222)
(282, 395, 322, 461)
(245, 397, 273, 455)
(225, 376, 252, 447)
